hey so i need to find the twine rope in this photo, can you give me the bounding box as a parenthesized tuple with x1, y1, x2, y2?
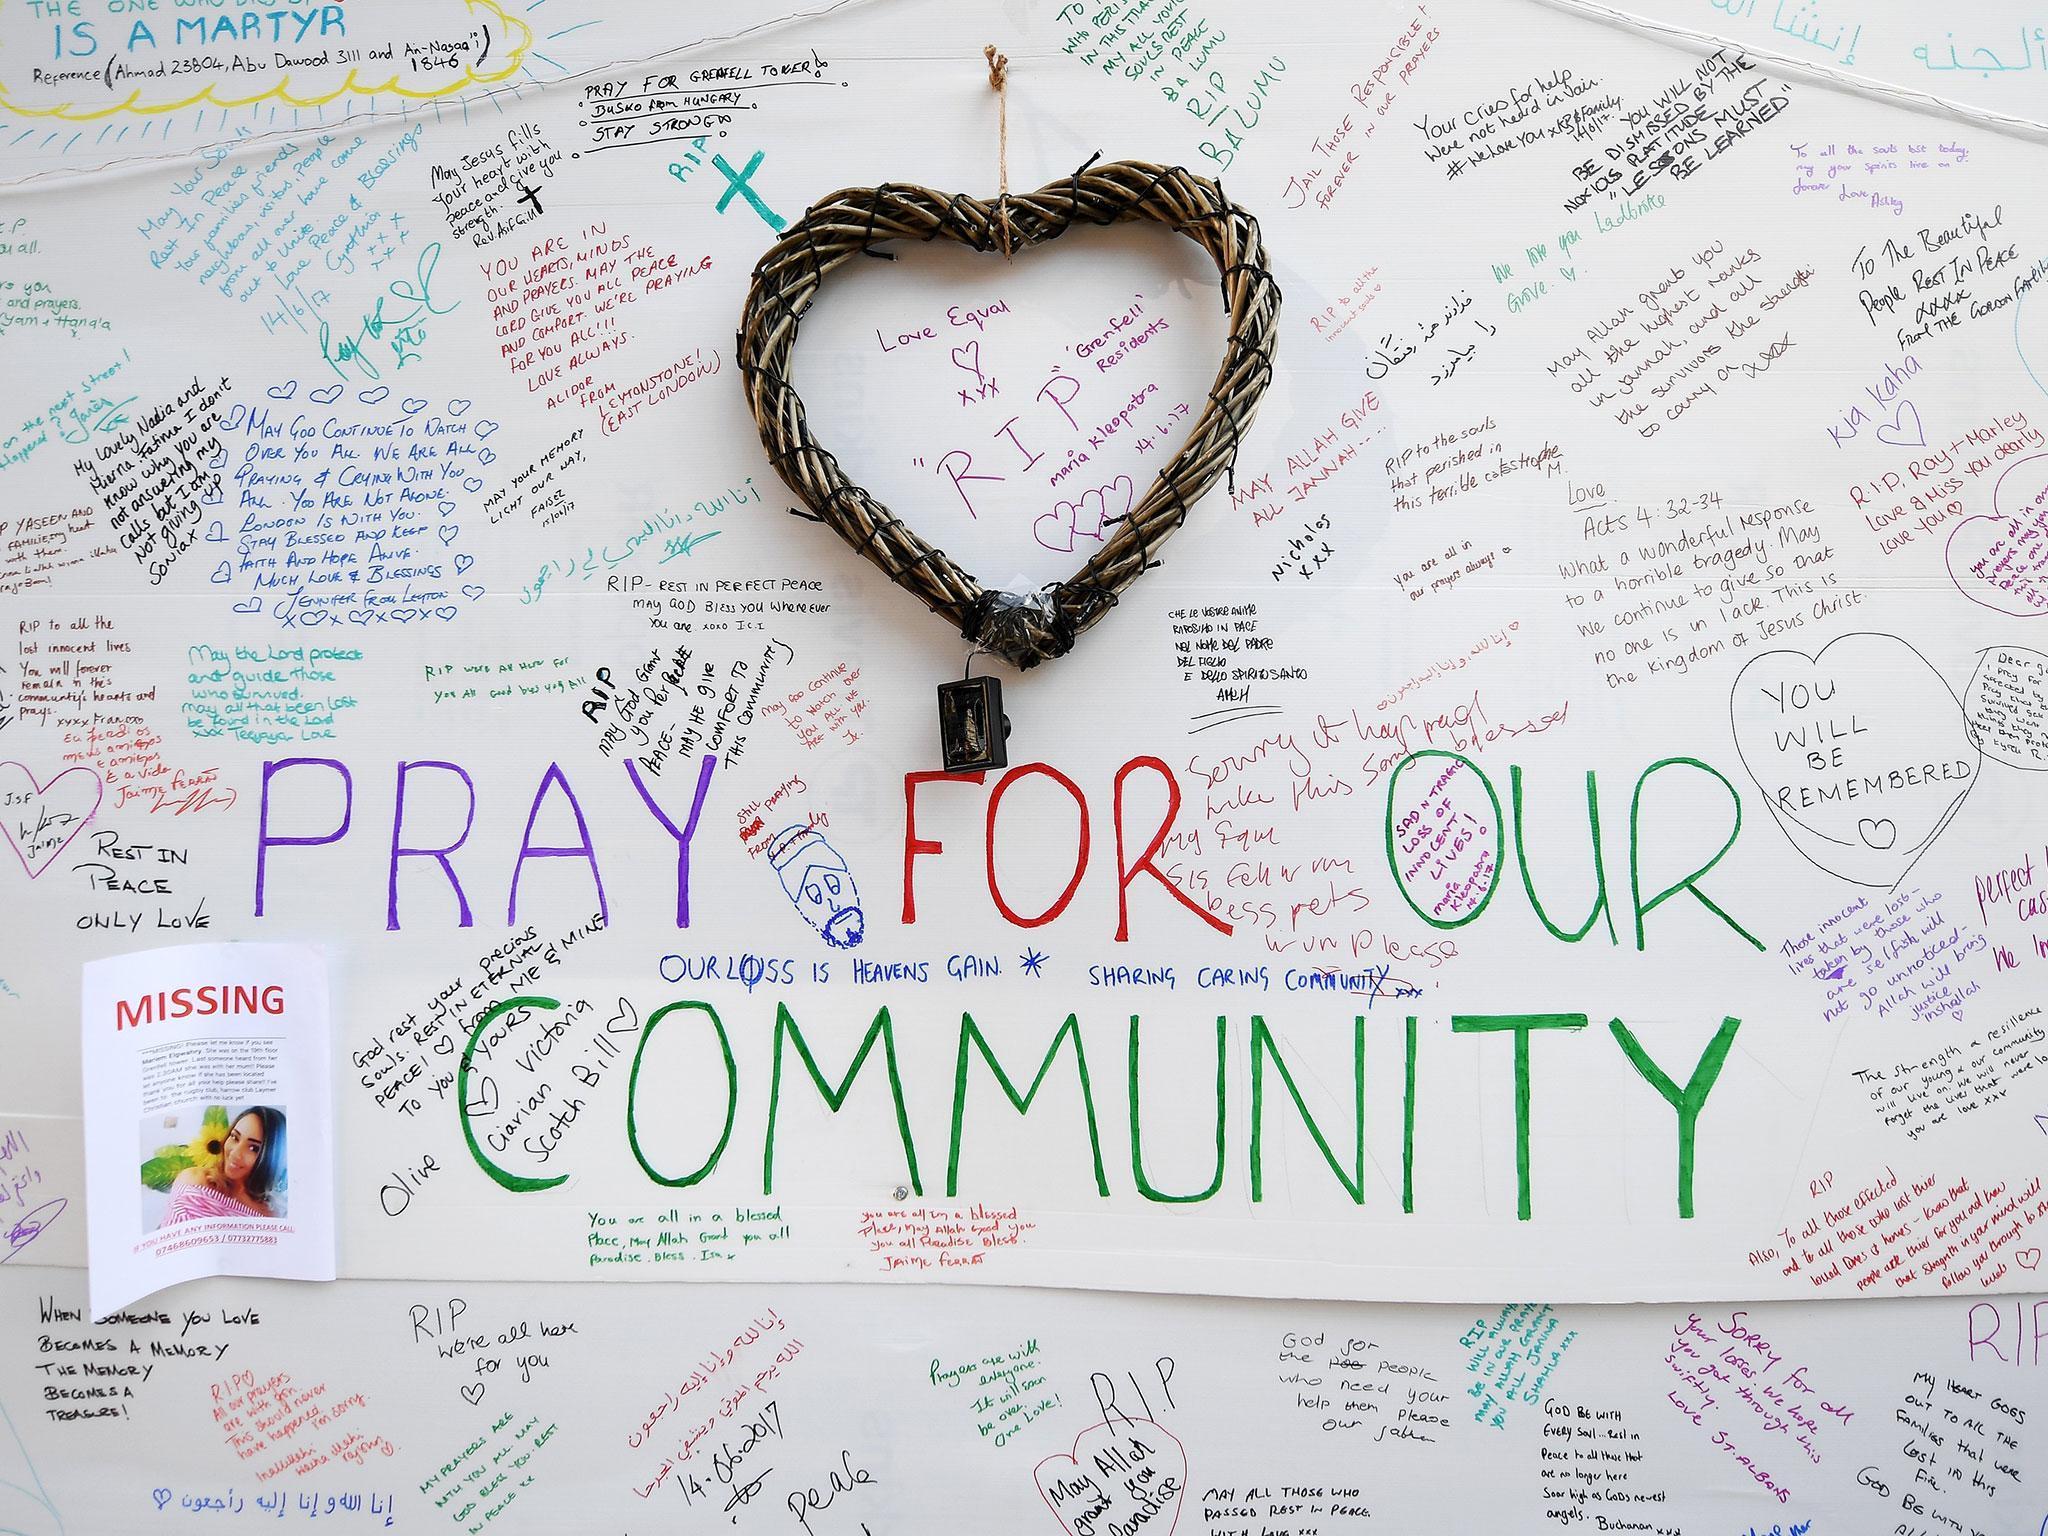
(984, 44, 1013, 259)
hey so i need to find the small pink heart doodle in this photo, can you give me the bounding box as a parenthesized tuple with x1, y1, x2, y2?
(0, 763, 105, 878)
(1033, 476, 1134, 553)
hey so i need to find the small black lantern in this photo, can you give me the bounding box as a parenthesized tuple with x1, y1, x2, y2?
(937, 672, 1009, 773)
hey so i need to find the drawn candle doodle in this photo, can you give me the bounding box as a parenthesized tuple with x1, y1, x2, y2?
(767, 824, 864, 948)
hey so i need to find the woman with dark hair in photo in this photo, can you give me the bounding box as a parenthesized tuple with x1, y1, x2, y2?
(159, 1107, 285, 1225)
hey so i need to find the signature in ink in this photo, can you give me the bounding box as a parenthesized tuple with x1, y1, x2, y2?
(2, 1198, 67, 1263)
(318, 241, 459, 381)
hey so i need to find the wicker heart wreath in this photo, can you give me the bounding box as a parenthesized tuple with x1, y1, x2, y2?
(737, 157, 1280, 669)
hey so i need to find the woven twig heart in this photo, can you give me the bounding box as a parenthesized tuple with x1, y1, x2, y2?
(737, 158, 1280, 668)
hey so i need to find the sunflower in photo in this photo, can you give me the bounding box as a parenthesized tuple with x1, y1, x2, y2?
(140, 1104, 229, 1191)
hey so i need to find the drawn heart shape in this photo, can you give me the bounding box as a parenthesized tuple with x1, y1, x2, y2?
(463, 1074, 499, 1118)
(1033, 505, 1079, 553)
(435, 606, 458, 622)
(153, 1489, 174, 1511)
(2018, 1246, 2042, 1270)
(438, 524, 460, 546)
(1033, 475, 1136, 553)
(1945, 453, 2048, 617)
(464, 476, 484, 493)
(358, 386, 391, 405)
(265, 382, 297, 400)
(232, 596, 262, 614)
(206, 444, 227, 469)
(205, 520, 226, 542)
(438, 498, 457, 517)
(309, 383, 344, 405)
(1874, 398, 1924, 448)
(949, 339, 983, 378)
(1035, 1418, 1186, 1536)
(738, 160, 1278, 668)
(455, 552, 475, 574)
(479, 447, 496, 466)
(475, 420, 499, 439)
(1962, 645, 2048, 770)
(461, 1383, 486, 1405)
(462, 584, 485, 602)
(0, 763, 105, 878)
(447, 398, 473, 416)
(1730, 631, 1980, 888)
(210, 559, 233, 584)
(401, 397, 428, 415)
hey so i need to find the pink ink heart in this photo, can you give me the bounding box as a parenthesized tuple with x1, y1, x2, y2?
(0, 763, 105, 879)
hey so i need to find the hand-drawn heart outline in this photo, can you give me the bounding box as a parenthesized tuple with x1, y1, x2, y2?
(1857, 816, 1897, 849)
(949, 339, 984, 381)
(232, 596, 262, 614)
(738, 159, 1279, 668)
(309, 384, 344, 405)
(1875, 399, 1925, 448)
(448, 398, 473, 416)
(461, 1383, 486, 1405)
(1033, 475, 1135, 553)
(265, 382, 297, 400)
(1728, 630, 1980, 889)
(0, 763, 105, 878)
(2018, 1246, 2042, 1270)
(1035, 1418, 1186, 1536)
(463, 1075, 499, 1117)
(358, 386, 391, 405)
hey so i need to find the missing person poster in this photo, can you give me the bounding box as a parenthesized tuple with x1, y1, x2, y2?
(80, 943, 334, 1320)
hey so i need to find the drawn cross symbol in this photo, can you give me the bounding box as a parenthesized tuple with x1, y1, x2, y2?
(712, 150, 787, 232)
(516, 185, 543, 216)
